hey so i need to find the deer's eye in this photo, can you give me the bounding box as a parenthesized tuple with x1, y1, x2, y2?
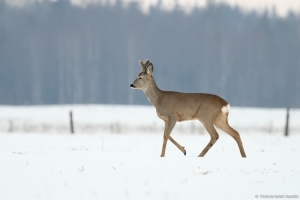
(138, 77, 142, 79)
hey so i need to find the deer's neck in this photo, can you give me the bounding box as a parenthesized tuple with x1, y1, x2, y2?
(143, 78, 162, 107)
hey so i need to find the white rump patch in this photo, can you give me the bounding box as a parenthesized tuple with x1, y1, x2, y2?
(221, 104, 230, 113)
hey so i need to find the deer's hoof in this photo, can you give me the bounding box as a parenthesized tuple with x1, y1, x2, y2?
(184, 149, 186, 156)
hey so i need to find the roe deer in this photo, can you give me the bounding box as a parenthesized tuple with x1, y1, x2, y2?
(130, 59, 246, 157)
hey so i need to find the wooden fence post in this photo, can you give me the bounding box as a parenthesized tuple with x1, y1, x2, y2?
(70, 111, 74, 134)
(285, 107, 289, 136)
(8, 120, 13, 133)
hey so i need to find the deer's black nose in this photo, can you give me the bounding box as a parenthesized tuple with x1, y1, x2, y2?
(130, 84, 135, 88)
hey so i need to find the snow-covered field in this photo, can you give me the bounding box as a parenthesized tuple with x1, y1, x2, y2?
(0, 105, 299, 200)
(0, 105, 299, 134)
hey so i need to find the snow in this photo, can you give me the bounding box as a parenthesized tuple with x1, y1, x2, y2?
(0, 105, 299, 134)
(0, 105, 299, 200)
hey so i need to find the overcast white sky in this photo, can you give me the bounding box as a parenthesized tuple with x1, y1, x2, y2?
(4, 0, 300, 17)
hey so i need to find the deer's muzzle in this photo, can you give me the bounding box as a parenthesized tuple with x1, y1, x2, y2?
(130, 84, 135, 88)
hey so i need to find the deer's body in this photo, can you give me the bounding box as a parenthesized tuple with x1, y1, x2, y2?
(130, 59, 246, 157)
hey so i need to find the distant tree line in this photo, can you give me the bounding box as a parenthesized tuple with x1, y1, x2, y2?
(0, 1, 299, 107)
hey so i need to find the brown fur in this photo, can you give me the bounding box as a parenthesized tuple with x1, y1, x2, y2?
(131, 59, 246, 157)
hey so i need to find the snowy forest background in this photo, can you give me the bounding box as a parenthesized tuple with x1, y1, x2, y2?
(0, 0, 300, 108)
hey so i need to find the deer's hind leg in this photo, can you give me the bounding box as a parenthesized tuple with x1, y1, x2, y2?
(198, 123, 219, 157)
(214, 114, 247, 157)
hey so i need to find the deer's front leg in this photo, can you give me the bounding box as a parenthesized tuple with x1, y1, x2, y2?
(160, 119, 176, 157)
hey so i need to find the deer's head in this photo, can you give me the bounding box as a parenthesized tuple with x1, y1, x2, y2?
(130, 59, 154, 90)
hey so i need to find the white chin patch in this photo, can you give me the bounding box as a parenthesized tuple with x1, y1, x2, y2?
(221, 104, 230, 113)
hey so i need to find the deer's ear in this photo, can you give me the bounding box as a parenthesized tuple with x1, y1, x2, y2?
(139, 60, 146, 72)
(146, 63, 153, 75)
